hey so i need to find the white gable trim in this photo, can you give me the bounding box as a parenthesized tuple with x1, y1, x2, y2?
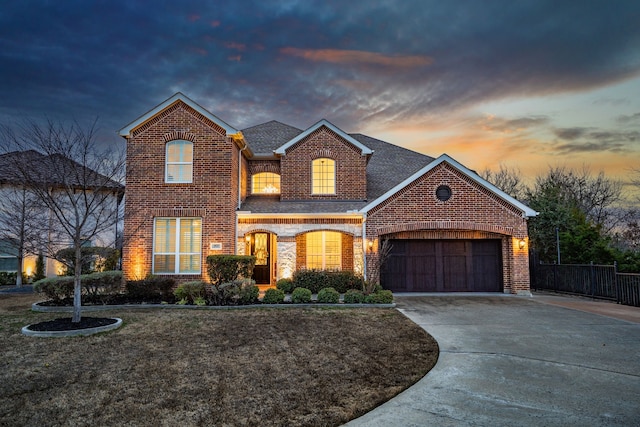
(360, 154, 538, 218)
(273, 119, 373, 156)
(119, 92, 239, 137)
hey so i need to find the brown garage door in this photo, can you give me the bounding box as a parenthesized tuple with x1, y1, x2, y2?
(381, 239, 503, 292)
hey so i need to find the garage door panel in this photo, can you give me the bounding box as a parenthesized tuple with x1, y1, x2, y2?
(382, 239, 502, 292)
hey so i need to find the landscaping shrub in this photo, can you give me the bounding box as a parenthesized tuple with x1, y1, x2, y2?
(364, 289, 394, 304)
(82, 271, 123, 303)
(34, 276, 75, 302)
(206, 255, 256, 286)
(325, 271, 365, 293)
(55, 246, 119, 275)
(343, 289, 365, 304)
(291, 287, 312, 304)
(173, 281, 207, 305)
(125, 276, 175, 302)
(317, 287, 340, 303)
(292, 270, 327, 293)
(293, 269, 364, 293)
(0, 272, 18, 286)
(33, 253, 46, 282)
(216, 279, 259, 305)
(276, 278, 294, 294)
(262, 288, 285, 304)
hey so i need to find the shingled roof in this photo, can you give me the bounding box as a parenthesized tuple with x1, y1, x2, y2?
(0, 150, 123, 191)
(237, 122, 435, 214)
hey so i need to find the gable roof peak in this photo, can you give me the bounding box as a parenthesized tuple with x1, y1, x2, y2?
(274, 119, 373, 156)
(119, 92, 240, 138)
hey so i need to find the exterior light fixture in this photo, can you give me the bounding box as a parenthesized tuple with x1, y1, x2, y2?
(519, 239, 526, 249)
(245, 235, 251, 243)
(368, 240, 374, 251)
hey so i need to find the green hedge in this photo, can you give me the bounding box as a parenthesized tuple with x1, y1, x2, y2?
(34, 271, 123, 303)
(276, 278, 294, 294)
(0, 272, 18, 286)
(364, 289, 394, 304)
(343, 289, 365, 304)
(292, 270, 364, 293)
(211, 279, 259, 306)
(174, 281, 208, 304)
(125, 276, 175, 302)
(206, 255, 256, 286)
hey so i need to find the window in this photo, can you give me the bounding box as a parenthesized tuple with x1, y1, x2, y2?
(0, 239, 18, 272)
(153, 218, 202, 274)
(252, 172, 281, 194)
(312, 158, 335, 194)
(166, 140, 193, 183)
(306, 231, 341, 270)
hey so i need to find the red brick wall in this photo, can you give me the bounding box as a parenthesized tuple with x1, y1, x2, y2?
(280, 127, 367, 200)
(366, 162, 531, 293)
(122, 100, 238, 283)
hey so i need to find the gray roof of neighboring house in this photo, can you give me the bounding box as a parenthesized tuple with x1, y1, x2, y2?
(238, 122, 435, 214)
(241, 121, 303, 155)
(0, 150, 124, 191)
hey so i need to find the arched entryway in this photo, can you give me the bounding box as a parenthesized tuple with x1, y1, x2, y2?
(245, 232, 277, 285)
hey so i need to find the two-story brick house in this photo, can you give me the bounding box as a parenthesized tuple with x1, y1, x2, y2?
(120, 93, 537, 294)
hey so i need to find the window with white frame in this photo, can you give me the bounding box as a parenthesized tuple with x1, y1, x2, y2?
(312, 158, 335, 194)
(306, 231, 341, 270)
(165, 140, 193, 183)
(153, 218, 202, 274)
(0, 239, 18, 272)
(252, 172, 281, 194)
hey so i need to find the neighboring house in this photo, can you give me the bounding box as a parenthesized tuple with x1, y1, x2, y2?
(0, 150, 123, 279)
(120, 93, 537, 294)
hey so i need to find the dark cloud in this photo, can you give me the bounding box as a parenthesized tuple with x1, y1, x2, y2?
(552, 128, 640, 154)
(481, 115, 550, 133)
(617, 112, 640, 124)
(1, 0, 640, 136)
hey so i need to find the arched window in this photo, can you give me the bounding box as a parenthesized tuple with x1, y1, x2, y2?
(306, 231, 342, 270)
(165, 140, 193, 183)
(312, 158, 335, 195)
(252, 172, 281, 194)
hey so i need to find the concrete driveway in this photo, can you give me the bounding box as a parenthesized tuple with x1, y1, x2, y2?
(345, 295, 640, 426)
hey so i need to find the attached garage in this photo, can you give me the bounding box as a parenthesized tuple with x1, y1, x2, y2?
(381, 239, 503, 292)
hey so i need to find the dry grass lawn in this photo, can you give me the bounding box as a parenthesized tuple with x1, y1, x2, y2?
(0, 293, 438, 427)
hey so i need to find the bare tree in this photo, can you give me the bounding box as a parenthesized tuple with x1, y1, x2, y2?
(480, 164, 527, 200)
(1, 119, 125, 322)
(0, 180, 44, 286)
(364, 239, 392, 294)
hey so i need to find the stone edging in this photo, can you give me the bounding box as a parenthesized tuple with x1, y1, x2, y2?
(31, 302, 396, 312)
(21, 318, 123, 338)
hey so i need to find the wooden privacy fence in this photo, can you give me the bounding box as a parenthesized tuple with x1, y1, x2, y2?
(530, 262, 640, 307)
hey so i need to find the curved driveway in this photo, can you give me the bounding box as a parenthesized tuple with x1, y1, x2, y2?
(346, 295, 640, 426)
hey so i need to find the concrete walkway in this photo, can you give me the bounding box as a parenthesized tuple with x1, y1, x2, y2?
(345, 294, 640, 426)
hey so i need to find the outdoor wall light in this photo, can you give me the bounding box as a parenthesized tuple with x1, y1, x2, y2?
(245, 235, 251, 243)
(519, 239, 526, 249)
(368, 240, 374, 251)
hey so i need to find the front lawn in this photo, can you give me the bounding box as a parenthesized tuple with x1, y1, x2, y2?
(0, 293, 438, 427)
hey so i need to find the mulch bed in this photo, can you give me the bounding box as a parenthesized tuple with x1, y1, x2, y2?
(26, 316, 118, 331)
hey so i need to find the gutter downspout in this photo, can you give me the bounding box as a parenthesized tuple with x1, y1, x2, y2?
(362, 212, 367, 282)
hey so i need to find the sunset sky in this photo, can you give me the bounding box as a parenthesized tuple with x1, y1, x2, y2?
(1, 1, 639, 193)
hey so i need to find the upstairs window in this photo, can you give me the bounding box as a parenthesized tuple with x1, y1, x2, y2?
(252, 172, 281, 194)
(166, 140, 193, 183)
(312, 158, 335, 195)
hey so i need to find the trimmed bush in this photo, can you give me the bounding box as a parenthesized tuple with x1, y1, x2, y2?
(276, 278, 294, 294)
(0, 272, 18, 286)
(317, 287, 340, 303)
(216, 279, 259, 305)
(55, 246, 119, 275)
(364, 289, 394, 304)
(34, 276, 75, 302)
(343, 289, 365, 304)
(262, 288, 285, 304)
(125, 276, 175, 302)
(293, 269, 364, 293)
(291, 287, 312, 304)
(174, 281, 207, 305)
(34, 271, 123, 303)
(206, 255, 256, 286)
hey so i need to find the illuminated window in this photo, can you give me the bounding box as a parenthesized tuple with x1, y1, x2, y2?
(153, 218, 202, 274)
(166, 140, 193, 183)
(252, 172, 281, 194)
(306, 231, 341, 270)
(312, 158, 335, 195)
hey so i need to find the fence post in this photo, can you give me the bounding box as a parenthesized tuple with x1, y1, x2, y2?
(590, 261, 595, 298)
(614, 261, 619, 304)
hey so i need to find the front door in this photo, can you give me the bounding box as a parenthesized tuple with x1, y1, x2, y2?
(251, 233, 270, 284)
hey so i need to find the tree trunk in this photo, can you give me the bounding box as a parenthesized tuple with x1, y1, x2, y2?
(72, 246, 82, 323)
(16, 255, 23, 287)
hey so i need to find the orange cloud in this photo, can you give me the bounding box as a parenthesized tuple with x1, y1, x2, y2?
(280, 47, 433, 67)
